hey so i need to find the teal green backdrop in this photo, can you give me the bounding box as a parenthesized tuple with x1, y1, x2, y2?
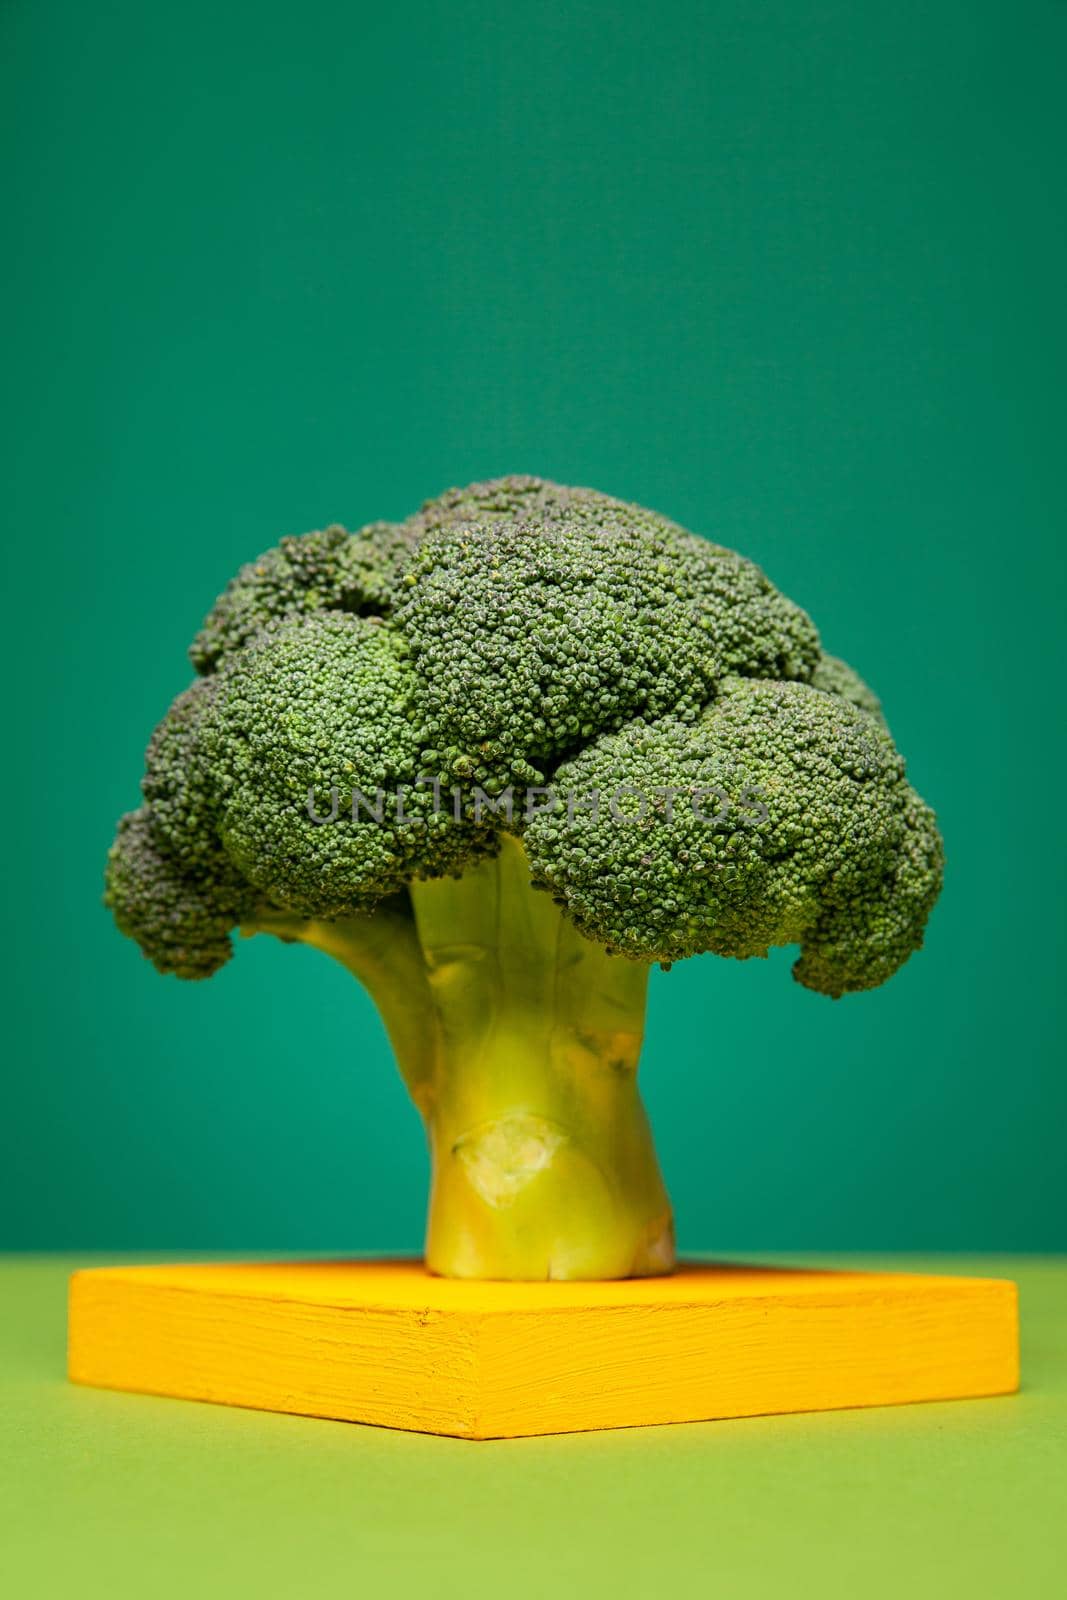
(3, 0, 1063, 1251)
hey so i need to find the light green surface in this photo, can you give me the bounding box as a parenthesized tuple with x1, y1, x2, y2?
(1, 1257, 1063, 1597)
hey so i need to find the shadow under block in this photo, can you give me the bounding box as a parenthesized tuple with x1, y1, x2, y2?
(68, 1260, 1019, 1440)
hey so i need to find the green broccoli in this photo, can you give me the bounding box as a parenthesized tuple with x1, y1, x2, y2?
(106, 476, 943, 1280)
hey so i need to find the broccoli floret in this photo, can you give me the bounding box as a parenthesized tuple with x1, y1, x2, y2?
(106, 476, 943, 1280)
(190, 520, 420, 673)
(200, 610, 492, 917)
(396, 478, 819, 791)
(522, 676, 942, 993)
(105, 679, 259, 976)
(105, 807, 256, 979)
(140, 678, 225, 867)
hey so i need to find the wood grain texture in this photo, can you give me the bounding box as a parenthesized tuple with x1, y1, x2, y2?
(68, 1260, 1019, 1439)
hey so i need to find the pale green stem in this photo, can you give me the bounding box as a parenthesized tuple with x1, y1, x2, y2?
(244, 838, 675, 1281)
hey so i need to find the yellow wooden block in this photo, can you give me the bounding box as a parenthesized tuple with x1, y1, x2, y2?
(68, 1260, 1018, 1439)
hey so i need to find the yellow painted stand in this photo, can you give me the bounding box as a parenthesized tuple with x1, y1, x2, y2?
(68, 1260, 1018, 1439)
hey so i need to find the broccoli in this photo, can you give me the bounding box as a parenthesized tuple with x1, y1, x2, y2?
(106, 476, 943, 1280)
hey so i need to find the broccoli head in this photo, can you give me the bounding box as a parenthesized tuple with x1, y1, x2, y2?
(106, 476, 943, 1279)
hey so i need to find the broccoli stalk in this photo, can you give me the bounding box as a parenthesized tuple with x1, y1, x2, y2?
(105, 476, 943, 1280)
(410, 838, 672, 1279)
(247, 837, 672, 1280)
